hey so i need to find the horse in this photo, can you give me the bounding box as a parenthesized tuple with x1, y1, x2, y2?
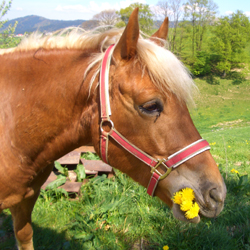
(0, 8, 226, 250)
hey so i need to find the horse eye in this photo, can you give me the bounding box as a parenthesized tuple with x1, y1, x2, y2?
(139, 101, 163, 115)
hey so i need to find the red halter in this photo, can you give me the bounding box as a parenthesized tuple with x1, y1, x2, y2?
(99, 45, 210, 196)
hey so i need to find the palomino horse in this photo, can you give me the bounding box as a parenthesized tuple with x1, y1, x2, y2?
(0, 8, 226, 250)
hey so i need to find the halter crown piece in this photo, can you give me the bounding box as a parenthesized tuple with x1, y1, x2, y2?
(99, 45, 211, 196)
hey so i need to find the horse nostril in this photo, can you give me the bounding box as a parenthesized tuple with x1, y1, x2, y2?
(201, 183, 226, 217)
(209, 188, 223, 203)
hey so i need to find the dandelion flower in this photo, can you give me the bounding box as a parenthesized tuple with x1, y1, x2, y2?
(172, 188, 200, 220)
(163, 245, 169, 250)
(231, 169, 239, 174)
(172, 192, 182, 205)
(181, 188, 195, 201)
(185, 202, 200, 219)
(180, 199, 193, 212)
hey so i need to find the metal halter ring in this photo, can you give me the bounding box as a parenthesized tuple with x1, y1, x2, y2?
(100, 119, 114, 135)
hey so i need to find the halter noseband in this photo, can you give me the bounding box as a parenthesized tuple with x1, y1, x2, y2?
(99, 45, 210, 196)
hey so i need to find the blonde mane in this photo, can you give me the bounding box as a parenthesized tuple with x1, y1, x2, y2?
(4, 27, 196, 104)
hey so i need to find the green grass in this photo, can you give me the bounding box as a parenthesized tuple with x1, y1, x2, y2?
(190, 78, 250, 134)
(0, 79, 250, 250)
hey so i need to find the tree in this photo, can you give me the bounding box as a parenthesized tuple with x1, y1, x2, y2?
(209, 10, 250, 77)
(154, 0, 171, 20)
(154, 0, 184, 53)
(118, 3, 154, 34)
(0, 0, 18, 48)
(0, 0, 11, 27)
(92, 9, 119, 26)
(184, 0, 218, 56)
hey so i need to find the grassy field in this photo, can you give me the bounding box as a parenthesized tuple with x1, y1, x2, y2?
(0, 78, 250, 250)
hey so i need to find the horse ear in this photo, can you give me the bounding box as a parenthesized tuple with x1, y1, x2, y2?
(113, 8, 139, 60)
(150, 17, 169, 47)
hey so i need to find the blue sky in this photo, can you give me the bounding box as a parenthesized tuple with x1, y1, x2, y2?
(4, 0, 250, 21)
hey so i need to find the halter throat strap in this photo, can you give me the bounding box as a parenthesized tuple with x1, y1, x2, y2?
(99, 45, 210, 197)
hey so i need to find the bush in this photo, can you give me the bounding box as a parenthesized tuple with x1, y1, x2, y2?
(190, 51, 212, 76)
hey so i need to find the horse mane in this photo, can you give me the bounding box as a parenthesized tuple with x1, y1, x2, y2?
(2, 27, 196, 104)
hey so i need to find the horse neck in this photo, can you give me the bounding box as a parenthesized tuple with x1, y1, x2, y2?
(1, 49, 99, 172)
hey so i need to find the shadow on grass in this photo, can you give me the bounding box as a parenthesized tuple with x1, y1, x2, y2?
(0, 212, 83, 250)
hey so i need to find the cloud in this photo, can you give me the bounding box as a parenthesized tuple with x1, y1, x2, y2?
(244, 11, 250, 17)
(119, 0, 146, 9)
(15, 7, 23, 11)
(225, 11, 233, 16)
(55, 0, 147, 18)
(55, 5, 91, 13)
(224, 10, 250, 17)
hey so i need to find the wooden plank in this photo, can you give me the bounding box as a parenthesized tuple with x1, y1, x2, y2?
(56, 151, 80, 165)
(41, 172, 83, 193)
(75, 146, 95, 153)
(68, 171, 77, 182)
(60, 181, 82, 193)
(85, 170, 98, 176)
(108, 169, 115, 178)
(81, 159, 112, 172)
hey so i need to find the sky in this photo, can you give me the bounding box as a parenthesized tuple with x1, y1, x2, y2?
(4, 0, 250, 21)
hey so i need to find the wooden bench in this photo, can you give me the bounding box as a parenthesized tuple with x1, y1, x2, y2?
(41, 146, 114, 194)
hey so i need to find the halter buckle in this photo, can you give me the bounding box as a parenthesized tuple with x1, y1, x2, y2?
(150, 159, 172, 180)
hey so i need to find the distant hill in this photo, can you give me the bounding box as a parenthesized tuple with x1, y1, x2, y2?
(0, 15, 174, 35)
(0, 15, 86, 34)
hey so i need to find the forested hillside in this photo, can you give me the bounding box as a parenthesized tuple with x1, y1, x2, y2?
(0, 15, 85, 34)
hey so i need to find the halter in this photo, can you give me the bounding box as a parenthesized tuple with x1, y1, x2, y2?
(99, 44, 210, 196)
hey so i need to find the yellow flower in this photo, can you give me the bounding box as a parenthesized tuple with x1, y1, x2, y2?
(163, 245, 169, 250)
(185, 202, 200, 219)
(180, 199, 193, 212)
(231, 169, 239, 174)
(172, 188, 200, 220)
(172, 192, 183, 205)
(181, 188, 195, 201)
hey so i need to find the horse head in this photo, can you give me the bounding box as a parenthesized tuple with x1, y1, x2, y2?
(91, 8, 226, 223)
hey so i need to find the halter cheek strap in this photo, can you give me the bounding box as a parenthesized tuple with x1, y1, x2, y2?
(99, 45, 210, 197)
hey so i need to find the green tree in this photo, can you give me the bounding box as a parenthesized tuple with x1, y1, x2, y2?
(179, 0, 218, 76)
(0, 0, 18, 48)
(209, 10, 250, 77)
(117, 3, 154, 34)
(155, 0, 184, 54)
(184, 0, 218, 56)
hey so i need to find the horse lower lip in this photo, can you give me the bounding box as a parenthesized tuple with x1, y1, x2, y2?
(172, 204, 200, 223)
(198, 201, 224, 218)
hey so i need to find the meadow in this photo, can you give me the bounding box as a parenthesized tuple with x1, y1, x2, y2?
(0, 78, 249, 250)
